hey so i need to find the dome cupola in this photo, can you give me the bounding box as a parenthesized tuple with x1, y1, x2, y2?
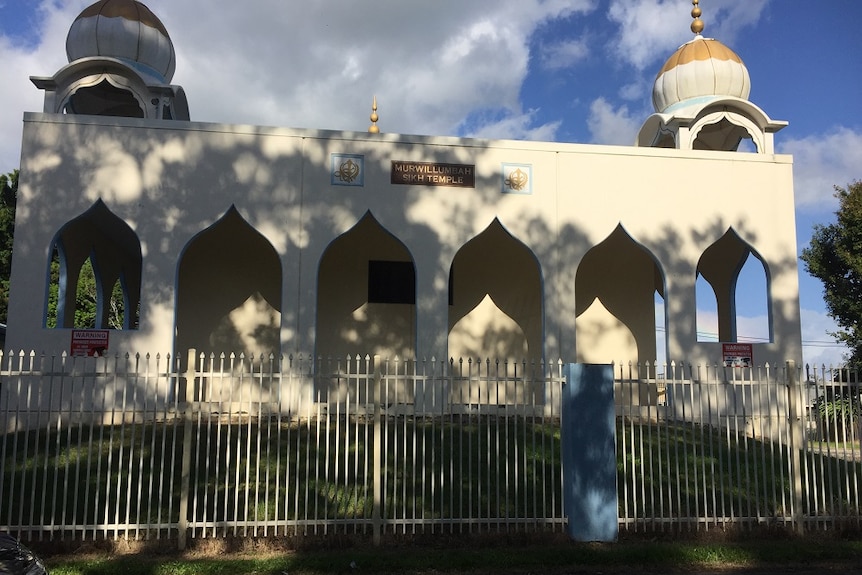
(636, 0, 785, 154)
(31, 0, 188, 121)
(66, 0, 176, 83)
(652, 1, 750, 113)
(652, 37, 750, 114)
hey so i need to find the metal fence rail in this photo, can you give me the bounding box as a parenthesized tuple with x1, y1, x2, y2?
(1, 351, 860, 545)
(614, 361, 861, 533)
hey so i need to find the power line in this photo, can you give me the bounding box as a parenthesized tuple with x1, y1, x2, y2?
(655, 326, 847, 349)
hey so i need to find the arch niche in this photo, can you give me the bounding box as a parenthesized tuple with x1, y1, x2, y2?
(175, 206, 282, 357)
(63, 77, 145, 118)
(316, 212, 416, 360)
(448, 219, 543, 362)
(696, 228, 771, 343)
(45, 200, 141, 331)
(691, 113, 760, 153)
(575, 225, 666, 365)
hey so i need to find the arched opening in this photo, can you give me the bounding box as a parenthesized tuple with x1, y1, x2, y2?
(693, 117, 758, 153)
(316, 212, 416, 360)
(575, 225, 666, 366)
(696, 229, 771, 343)
(448, 219, 543, 362)
(176, 206, 282, 357)
(655, 289, 667, 368)
(45, 201, 141, 330)
(64, 79, 144, 118)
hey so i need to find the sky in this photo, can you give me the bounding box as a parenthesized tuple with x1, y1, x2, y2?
(0, 0, 859, 366)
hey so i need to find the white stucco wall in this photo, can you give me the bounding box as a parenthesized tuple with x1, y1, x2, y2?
(7, 112, 802, 366)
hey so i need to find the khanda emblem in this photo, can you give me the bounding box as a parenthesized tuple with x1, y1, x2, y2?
(334, 158, 361, 183)
(505, 167, 529, 191)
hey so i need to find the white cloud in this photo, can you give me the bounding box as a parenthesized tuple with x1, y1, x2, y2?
(607, 0, 687, 71)
(800, 307, 849, 367)
(696, 309, 718, 342)
(618, 80, 649, 102)
(586, 97, 642, 145)
(779, 127, 862, 210)
(706, 0, 770, 47)
(466, 110, 561, 142)
(154, 0, 593, 138)
(540, 38, 590, 71)
(0, 1, 77, 172)
(0, 0, 597, 171)
(606, 0, 768, 71)
(736, 315, 770, 344)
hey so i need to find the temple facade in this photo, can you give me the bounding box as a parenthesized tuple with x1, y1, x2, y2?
(7, 0, 802, 368)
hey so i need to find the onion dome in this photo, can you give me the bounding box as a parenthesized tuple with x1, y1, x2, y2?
(651, 0, 750, 113)
(66, 0, 176, 83)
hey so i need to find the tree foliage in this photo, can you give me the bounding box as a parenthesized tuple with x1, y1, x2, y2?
(801, 181, 862, 367)
(45, 250, 126, 330)
(73, 258, 126, 330)
(0, 170, 18, 324)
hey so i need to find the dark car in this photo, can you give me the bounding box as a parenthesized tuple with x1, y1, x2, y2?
(0, 534, 48, 575)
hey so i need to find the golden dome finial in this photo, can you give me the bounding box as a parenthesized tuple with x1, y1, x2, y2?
(368, 96, 380, 134)
(690, 0, 704, 35)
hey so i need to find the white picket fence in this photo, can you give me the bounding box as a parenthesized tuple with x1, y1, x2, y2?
(0, 351, 859, 546)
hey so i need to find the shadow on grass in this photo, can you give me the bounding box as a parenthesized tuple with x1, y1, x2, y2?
(2, 416, 860, 541)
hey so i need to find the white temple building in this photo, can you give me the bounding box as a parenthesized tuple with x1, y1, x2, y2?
(7, 0, 802, 368)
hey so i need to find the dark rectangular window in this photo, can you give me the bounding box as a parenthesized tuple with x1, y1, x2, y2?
(368, 260, 415, 304)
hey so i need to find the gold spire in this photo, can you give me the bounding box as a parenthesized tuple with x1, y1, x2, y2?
(690, 0, 704, 35)
(368, 96, 380, 134)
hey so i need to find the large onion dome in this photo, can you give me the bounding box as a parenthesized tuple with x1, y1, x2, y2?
(66, 0, 176, 83)
(652, 36, 750, 113)
(636, 0, 785, 153)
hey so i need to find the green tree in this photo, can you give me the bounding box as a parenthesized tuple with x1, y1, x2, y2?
(45, 248, 126, 329)
(45, 248, 59, 328)
(46, 251, 126, 330)
(0, 169, 18, 324)
(801, 181, 862, 367)
(74, 258, 98, 329)
(73, 258, 126, 329)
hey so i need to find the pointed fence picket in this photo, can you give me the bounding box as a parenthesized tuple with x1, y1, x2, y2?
(0, 352, 859, 546)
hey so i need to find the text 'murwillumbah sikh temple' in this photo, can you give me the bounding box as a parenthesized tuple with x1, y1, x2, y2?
(7, 0, 802, 368)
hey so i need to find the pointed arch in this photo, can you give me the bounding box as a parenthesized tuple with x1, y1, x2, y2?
(636, 98, 786, 154)
(176, 206, 282, 357)
(33, 58, 190, 121)
(64, 77, 145, 117)
(51, 66, 149, 117)
(575, 224, 666, 364)
(316, 211, 416, 360)
(691, 112, 762, 153)
(696, 228, 771, 343)
(448, 218, 543, 362)
(45, 200, 141, 330)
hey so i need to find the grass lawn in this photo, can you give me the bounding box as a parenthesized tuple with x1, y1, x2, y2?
(39, 536, 862, 574)
(3, 416, 861, 532)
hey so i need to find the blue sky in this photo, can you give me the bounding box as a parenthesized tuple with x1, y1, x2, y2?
(0, 0, 859, 364)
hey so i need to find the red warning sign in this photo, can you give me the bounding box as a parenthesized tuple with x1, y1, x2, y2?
(722, 343, 753, 367)
(71, 329, 109, 357)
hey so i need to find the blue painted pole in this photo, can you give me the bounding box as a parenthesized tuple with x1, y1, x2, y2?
(562, 363, 618, 542)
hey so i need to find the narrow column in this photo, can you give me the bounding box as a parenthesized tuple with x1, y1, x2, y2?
(562, 363, 618, 541)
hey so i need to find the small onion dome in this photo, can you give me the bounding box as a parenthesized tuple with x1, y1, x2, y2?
(652, 36, 750, 113)
(66, 0, 176, 83)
